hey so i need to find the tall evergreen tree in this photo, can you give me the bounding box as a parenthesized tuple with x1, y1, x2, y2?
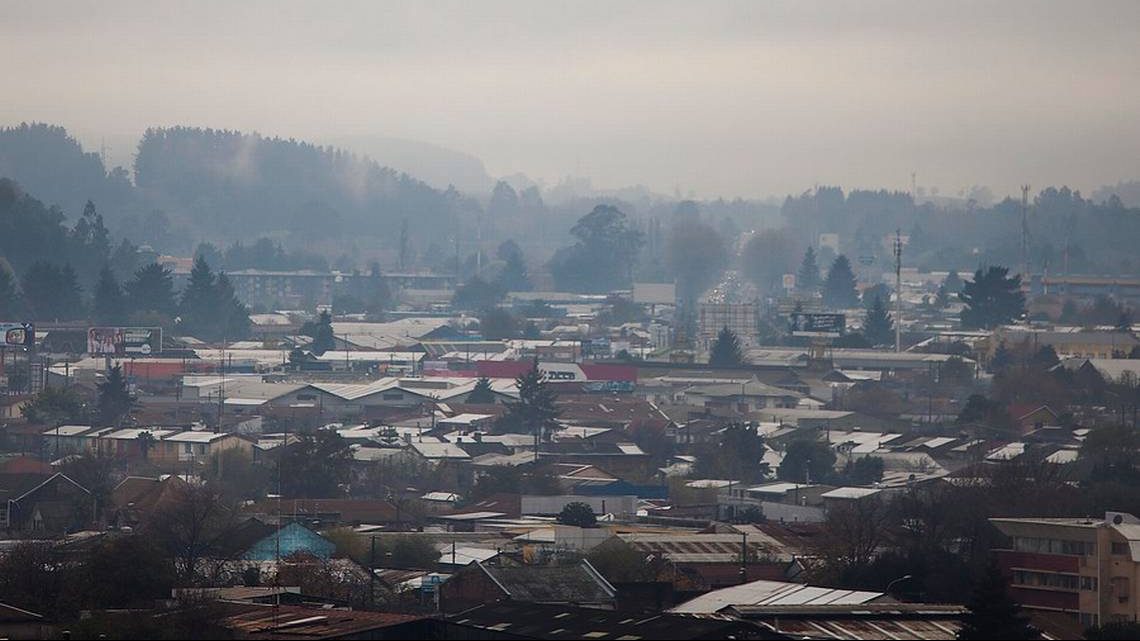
(97, 364, 136, 427)
(214, 273, 252, 341)
(0, 263, 19, 319)
(126, 262, 178, 319)
(20, 262, 84, 321)
(467, 377, 496, 404)
(177, 257, 251, 341)
(863, 295, 894, 346)
(960, 266, 1026, 329)
(708, 326, 745, 367)
(496, 361, 560, 439)
(822, 255, 859, 309)
(797, 246, 821, 292)
(957, 562, 1037, 640)
(179, 255, 217, 334)
(92, 265, 127, 325)
(302, 310, 336, 355)
(495, 239, 532, 292)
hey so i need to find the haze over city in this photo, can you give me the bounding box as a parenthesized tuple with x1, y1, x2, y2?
(3, 0, 1139, 198)
(2, 3, 1140, 640)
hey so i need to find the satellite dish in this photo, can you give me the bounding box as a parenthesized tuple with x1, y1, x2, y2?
(1114, 514, 1125, 525)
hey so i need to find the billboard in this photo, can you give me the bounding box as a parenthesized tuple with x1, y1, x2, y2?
(0, 322, 35, 347)
(790, 313, 846, 337)
(87, 327, 162, 356)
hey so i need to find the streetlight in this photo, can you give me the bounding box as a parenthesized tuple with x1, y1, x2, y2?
(885, 574, 913, 598)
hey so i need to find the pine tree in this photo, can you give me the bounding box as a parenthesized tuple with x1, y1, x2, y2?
(496, 361, 560, 438)
(302, 310, 336, 355)
(467, 377, 496, 404)
(863, 295, 894, 346)
(126, 263, 178, 318)
(59, 264, 85, 320)
(709, 326, 745, 367)
(797, 246, 821, 292)
(957, 562, 1037, 640)
(960, 266, 1026, 329)
(823, 255, 859, 309)
(97, 364, 136, 427)
(214, 273, 252, 341)
(990, 341, 1013, 374)
(0, 262, 19, 319)
(179, 255, 217, 335)
(92, 265, 127, 325)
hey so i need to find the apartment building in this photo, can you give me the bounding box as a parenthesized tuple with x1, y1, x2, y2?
(991, 511, 1140, 628)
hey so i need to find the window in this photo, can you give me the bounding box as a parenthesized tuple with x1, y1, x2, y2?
(1079, 612, 1099, 628)
(296, 393, 317, 401)
(383, 392, 403, 400)
(1111, 542, 1130, 555)
(1080, 576, 1099, 591)
(1011, 570, 1080, 591)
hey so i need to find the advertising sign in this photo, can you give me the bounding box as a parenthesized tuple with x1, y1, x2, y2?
(0, 322, 35, 347)
(790, 313, 846, 337)
(87, 327, 162, 356)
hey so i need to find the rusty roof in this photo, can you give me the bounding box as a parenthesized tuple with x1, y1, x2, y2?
(220, 604, 423, 639)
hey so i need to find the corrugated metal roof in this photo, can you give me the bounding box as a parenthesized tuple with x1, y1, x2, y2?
(671, 579, 886, 614)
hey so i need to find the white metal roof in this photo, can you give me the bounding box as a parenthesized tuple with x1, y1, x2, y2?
(821, 487, 882, 500)
(670, 579, 885, 614)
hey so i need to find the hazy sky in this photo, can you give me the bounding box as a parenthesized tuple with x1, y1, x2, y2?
(3, 0, 1139, 200)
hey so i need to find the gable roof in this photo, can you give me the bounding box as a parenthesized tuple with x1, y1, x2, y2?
(477, 560, 616, 604)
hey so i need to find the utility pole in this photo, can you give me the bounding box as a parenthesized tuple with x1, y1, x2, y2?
(1020, 185, 1031, 283)
(894, 229, 903, 353)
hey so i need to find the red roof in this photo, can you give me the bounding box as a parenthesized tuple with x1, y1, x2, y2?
(0, 457, 51, 475)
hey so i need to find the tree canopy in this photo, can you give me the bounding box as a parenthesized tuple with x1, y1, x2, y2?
(549, 205, 644, 292)
(960, 266, 1026, 329)
(708, 327, 745, 367)
(822, 255, 859, 309)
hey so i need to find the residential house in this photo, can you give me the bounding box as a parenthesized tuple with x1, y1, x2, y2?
(1, 473, 91, 533)
(439, 559, 617, 613)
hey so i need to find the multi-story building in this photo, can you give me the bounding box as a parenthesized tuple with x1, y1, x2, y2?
(991, 512, 1140, 628)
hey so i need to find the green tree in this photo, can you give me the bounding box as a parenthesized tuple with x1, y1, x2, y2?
(280, 432, 353, 498)
(823, 255, 859, 309)
(549, 204, 644, 292)
(991, 341, 1014, 374)
(960, 266, 1026, 329)
(22, 386, 88, 424)
(452, 276, 505, 311)
(478, 307, 520, 340)
(92, 265, 127, 325)
(708, 326, 745, 367)
(496, 361, 560, 439)
(1029, 345, 1060, 370)
(692, 423, 768, 483)
(797, 246, 821, 292)
(179, 255, 217, 335)
(777, 439, 836, 484)
(943, 270, 963, 293)
(957, 562, 1037, 640)
(125, 262, 178, 319)
(301, 310, 336, 355)
(863, 296, 894, 346)
(667, 219, 727, 306)
(1080, 424, 1139, 484)
(845, 456, 885, 485)
(0, 262, 19, 318)
(495, 239, 532, 292)
(21, 261, 84, 321)
(97, 365, 136, 427)
(558, 501, 598, 527)
(467, 377, 496, 404)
